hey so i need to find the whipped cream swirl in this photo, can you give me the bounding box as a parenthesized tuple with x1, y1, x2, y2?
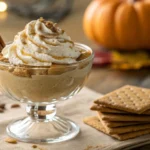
(2, 18, 81, 66)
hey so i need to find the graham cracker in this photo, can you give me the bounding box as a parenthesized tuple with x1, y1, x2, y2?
(94, 85, 150, 114)
(100, 120, 149, 128)
(98, 114, 150, 134)
(91, 104, 127, 114)
(91, 104, 150, 115)
(114, 129, 150, 141)
(99, 112, 150, 122)
(101, 120, 150, 134)
(84, 116, 150, 141)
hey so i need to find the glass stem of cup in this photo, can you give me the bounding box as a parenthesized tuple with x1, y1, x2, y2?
(26, 103, 57, 122)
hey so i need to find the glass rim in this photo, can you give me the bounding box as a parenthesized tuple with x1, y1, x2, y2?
(0, 42, 94, 69)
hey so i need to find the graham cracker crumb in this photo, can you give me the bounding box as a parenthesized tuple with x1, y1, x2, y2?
(11, 104, 20, 108)
(0, 53, 8, 63)
(45, 22, 53, 29)
(84, 145, 106, 150)
(0, 103, 5, 113)
(38, 147, 47, 150)
(13, 67, 31, 77)
(39, 17, 44, 22)
(84, 146, 93, 150)
(32, 145, 46, 150)
(5, 137, 17, 144)
(32, 144, 37, 148)
(0, 103, 5, 109)
(0, 108, 4, 113)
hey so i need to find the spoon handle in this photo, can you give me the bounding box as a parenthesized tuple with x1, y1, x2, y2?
(0, 35, 5, 51)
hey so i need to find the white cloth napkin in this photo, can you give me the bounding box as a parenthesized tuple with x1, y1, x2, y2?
(0, 87, 150, 150)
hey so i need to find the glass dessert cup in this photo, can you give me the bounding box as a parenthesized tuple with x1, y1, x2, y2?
(0, 43, 94, 143)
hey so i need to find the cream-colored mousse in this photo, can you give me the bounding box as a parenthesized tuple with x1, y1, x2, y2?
(0, 18, 93, 103)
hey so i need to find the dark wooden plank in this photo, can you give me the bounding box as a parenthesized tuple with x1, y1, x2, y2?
(86, 68, 150, 94)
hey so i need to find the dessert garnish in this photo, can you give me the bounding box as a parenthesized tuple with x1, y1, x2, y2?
(1, 17, 89, 66)
(5, 137, 17, 144)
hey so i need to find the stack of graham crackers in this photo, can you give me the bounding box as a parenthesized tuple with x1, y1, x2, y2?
(84, 85, 150, 140)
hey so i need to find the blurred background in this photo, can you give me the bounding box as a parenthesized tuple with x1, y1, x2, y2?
(0, 0, 149, 94)
(0, 0, 93, 46)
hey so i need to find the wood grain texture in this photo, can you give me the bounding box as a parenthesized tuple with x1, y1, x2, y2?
(86, 68, 150, 94)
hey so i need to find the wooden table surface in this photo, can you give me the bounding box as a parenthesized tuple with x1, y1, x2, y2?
(0, 0, 150, 94)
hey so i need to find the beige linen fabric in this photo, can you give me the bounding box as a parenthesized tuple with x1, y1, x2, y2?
(0, 87, 150, 150)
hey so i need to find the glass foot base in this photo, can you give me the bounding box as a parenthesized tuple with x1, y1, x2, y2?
(7, 116, 80, 143)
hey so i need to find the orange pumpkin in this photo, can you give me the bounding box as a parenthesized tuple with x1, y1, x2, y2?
(83, 0, 150, 50)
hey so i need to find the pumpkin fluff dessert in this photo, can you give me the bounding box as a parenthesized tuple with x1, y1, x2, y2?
(0, 18, 93, 103)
